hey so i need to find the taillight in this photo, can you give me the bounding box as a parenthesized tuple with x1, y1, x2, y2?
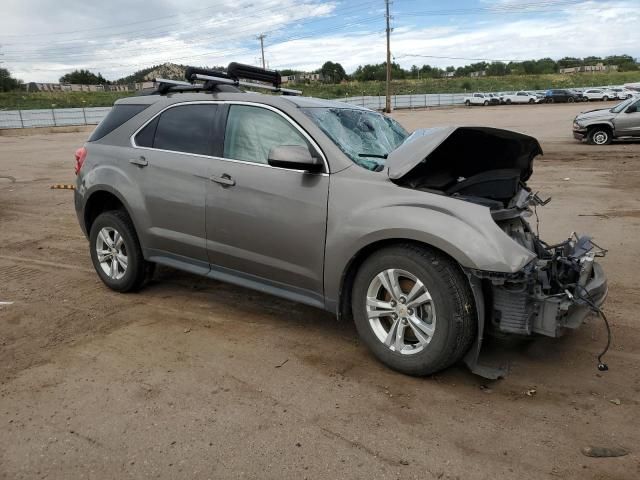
(74, 147, 87, 175)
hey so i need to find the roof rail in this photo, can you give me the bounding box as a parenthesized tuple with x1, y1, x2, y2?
(151, 62, 302, 96)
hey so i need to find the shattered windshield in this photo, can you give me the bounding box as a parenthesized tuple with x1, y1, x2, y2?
(301, 107, 409, 171)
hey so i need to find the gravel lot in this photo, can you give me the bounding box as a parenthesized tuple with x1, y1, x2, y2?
(1, 103, 639, 479)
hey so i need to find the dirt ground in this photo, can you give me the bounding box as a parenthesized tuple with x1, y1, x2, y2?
(0, 103, 638, 479)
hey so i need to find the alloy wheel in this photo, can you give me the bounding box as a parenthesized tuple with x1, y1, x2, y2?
(96, 227, 128, 280)
(366, 269, 436, 355)
(592, 131, 609, 145)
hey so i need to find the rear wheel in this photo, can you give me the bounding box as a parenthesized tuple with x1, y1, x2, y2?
(587, 126, 612, 145)
(89, 210, 154, 292)
(352, 244, 476, 376)
(506, 99, 512, 105)
(465, 100, 471, 106)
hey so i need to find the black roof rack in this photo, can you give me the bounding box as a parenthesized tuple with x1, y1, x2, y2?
(152, 62, 302, 96)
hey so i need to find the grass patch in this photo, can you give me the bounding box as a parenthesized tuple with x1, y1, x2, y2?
(0, 91, 137, 110)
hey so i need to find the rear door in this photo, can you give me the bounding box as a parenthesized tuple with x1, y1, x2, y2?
(130, 103, 219, 271)
(204, 103, 329, 305)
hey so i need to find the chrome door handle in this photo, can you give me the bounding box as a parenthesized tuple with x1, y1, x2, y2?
(210, 174, 235, 187)
(129, 156, 148, 167)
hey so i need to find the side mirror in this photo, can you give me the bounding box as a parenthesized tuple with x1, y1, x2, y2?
(626, 105, 637, 114)
(268, 145, 323, 172)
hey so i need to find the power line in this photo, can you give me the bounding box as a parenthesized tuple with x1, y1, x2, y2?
(398, 0, 585, 16)
(397, 54, 528, 63)
(0, 0, 347, 47)
(1, 0, 379, 56)
(13, 14, 384, 74)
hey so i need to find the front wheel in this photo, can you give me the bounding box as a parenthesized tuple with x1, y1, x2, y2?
(568, 96, 575, 103)
(602, 96, 609, 101)
(483, 100, 489, 106)
(352, 244, 476, 376)
(89, 210, 154, 292)
(587, 127, 612, 145)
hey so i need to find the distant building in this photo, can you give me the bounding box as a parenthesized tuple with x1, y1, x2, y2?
(441, 71, 455, 78)
(281, 72, 326, 84)
(560, 63, 619, 74)
(469, 70, 486, 77)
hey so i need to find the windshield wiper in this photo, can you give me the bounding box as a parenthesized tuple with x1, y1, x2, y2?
(357, 153, 388, 159)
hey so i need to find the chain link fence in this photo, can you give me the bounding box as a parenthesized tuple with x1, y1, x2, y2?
(0, 93, 469, 130)
(0, 107, 111, 129)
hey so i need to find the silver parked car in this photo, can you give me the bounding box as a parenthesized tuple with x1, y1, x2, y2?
(74, 64, 608, 378)
(573, 96, 640, 144)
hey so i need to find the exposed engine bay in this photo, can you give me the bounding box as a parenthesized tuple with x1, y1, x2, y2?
(386, 126, 609, 374)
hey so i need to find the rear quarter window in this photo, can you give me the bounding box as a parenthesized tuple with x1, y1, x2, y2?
(135, 104, 218, 156)
(89, 104, 149, 142)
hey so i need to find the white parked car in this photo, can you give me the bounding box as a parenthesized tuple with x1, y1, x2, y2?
(583, 89, 613, 101)
(608, 87, 636, 100)
(464, 93, 491, 106)
(501, 91, 537, 104)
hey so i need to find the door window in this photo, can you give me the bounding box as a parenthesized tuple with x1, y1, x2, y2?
(135, 104, 218, 156)
(223, 105, 309, 164)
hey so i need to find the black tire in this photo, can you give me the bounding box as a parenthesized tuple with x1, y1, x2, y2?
(465, 100, 470, 106)
(529, 98, 534, 104)
(89, 210, 154, 292)
(351, 244, 476, 376)
(587, 126, 612, 145)
(506, 99, 512, 105)
(483, 100, 489, 106)
(547, 97, 554, 103)
(603, 96, 608, 101)
(568, 96, 575, 103)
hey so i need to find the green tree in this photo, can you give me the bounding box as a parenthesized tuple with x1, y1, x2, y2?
(486, 61, 509, 76)
(59, 69, 108, 85)
(604, 54, 637, 71)
(320, 61, 347, 83)
(0, 67, 21, 91)
(557, 57, 582, 68)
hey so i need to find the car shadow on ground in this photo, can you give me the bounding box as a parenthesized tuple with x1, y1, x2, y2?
(143, 265, 588, 384)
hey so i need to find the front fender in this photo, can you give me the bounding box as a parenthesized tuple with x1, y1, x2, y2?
(323, 170, 536, 306)
(582, 119, 615, 129)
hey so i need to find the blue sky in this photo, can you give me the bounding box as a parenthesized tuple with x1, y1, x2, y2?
(1, 0, 637, 82)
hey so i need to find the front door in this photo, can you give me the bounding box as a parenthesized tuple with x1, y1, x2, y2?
(205, 104, 329, 305)
(615, 99, 640, 137)
(129, 103, 219, 270)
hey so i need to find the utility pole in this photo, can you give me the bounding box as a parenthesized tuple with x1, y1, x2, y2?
(385, 0, 392, 113)
(257, 34, 266, 69)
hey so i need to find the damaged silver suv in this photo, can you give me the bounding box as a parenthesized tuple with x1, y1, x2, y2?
(74, 64, 608, 378)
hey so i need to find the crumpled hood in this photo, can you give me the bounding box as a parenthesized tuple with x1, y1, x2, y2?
(387, 126, 542, 183)
(575, 108, 614, 122)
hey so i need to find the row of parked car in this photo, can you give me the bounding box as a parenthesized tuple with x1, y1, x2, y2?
(464, 86, 637, 106)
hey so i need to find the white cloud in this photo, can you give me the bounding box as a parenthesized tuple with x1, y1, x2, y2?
(1, 0, 638, 82)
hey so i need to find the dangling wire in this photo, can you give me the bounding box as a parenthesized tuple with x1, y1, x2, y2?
(575, 284, 611, 371)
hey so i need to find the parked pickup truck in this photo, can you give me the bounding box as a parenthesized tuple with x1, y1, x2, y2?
(463, 93, 497, 106)
(501, 91, 537, 104)
(573, 96, 640, 144)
